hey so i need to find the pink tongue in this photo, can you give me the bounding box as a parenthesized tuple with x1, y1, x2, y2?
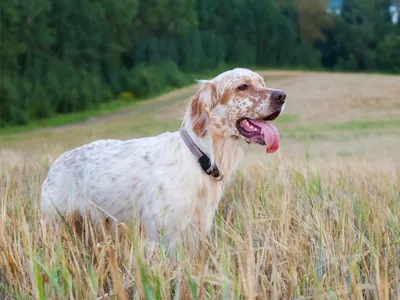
(250, 120, 280, 153)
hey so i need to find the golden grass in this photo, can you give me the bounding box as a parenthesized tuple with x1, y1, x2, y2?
(1, 154, 399, 299)
(1, 71, 400, 298)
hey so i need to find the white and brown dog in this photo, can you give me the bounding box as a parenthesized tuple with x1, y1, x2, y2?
(41, 68, 286, 251)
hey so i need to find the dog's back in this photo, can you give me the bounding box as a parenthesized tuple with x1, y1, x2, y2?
(40, 132, 209, 249)
(41, 139, 125, 220)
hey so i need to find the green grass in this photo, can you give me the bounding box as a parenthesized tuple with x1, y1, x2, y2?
(336, 151, 354, 157)
(274, 114, 300, 124)
(319, 118, 400, 131)
(0, 103, 125, 135)
(280, 117, 400, 141)
(0, 95, 167, 136)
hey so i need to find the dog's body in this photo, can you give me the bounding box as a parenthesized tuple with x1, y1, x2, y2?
(41, 68, 286, 251)
(41, 131, 240, 250)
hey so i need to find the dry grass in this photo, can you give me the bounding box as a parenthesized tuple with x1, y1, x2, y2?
(1, 71, 400, 299)
(1, 155, 399, 299)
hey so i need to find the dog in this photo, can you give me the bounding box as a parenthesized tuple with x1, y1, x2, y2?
(40, 68, 286, 252)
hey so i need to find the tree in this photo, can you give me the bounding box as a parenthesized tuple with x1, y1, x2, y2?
(294, 0, 333, 43)
(319, 0, 397, 71)
(1, 0, 398, 127)
(377, 33, 400, 72)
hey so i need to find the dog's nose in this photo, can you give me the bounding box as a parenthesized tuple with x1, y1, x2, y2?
(271, 90, 286, 104)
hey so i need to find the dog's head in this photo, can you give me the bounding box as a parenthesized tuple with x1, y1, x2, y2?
(187, 68, 286, 153)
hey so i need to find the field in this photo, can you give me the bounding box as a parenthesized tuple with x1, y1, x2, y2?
(0, 71, 399, 299)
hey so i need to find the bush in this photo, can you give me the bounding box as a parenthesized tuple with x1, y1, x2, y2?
(0, 59, 187, 127)
(377, 33, 400, 73)
(291, 43, 322, 69)
(120, 60, 187, 98)
(0, 76, 19, 126)
(0, 67, 115, 127)
(336, 54, 359, 71)
(120, 64, 162, 98)
(160, 60, 189, 87)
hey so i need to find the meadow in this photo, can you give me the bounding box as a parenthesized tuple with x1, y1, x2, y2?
(0, 71, 399, 299)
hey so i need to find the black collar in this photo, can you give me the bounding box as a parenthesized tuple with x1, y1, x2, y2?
(179, 127, 224, 181)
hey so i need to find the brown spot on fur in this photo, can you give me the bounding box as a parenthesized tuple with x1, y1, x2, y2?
(254, 88, 271, 104)
(244, 105, 254, 115)
(213, 122, 222, 129)
(190, 83, 216, 137)
(219, 89, 234, 105)
(197, 185, 206, 199)
(191, 95, 209, 137)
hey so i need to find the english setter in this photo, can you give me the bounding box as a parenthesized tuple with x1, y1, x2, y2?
(41, 68, 286, 251)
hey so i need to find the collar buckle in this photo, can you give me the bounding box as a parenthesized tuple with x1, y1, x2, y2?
(210, 166, 224, 181)
(180, 127, 224, 181)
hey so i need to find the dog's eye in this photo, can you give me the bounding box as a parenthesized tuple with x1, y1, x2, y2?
(237, 84, 249, 91)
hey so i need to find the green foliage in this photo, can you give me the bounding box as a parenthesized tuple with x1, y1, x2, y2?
(1, 0, 399, 127)
(377, 33, 400, 73)
(318, 0, 399, 72)
(120, 60, 189, 98)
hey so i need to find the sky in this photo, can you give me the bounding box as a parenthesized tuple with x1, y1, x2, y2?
(328, 0, 399, 24)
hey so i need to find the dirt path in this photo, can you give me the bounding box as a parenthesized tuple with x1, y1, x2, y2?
(1, 70, 399, 166)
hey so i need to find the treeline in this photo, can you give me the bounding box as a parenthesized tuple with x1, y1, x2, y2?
(1, 0, 399, 127)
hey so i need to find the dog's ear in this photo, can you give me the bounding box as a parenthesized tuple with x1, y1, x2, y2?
(189, 81, 217, 137)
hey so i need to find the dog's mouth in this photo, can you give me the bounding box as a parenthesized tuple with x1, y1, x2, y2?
(236, 110, 281, 153)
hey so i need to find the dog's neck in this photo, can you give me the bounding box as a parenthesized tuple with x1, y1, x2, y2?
(183, 122, 244, 182)
(183, 122, 214, 162)
(211, 132, 244, 182)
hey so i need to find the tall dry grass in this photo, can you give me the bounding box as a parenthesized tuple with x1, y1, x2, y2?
(0, 153, 399, 299)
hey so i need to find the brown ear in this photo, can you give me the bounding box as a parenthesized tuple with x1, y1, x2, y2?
(190, 82, 216, 137)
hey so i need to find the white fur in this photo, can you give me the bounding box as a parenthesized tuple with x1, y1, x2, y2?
(40, 68, 284, 252)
